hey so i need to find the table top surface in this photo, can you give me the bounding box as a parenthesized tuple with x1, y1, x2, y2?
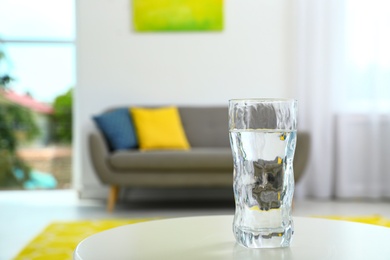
(74, 215, 390, 260)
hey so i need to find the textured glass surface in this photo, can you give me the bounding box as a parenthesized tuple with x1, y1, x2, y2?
(229, 99, 297, 248)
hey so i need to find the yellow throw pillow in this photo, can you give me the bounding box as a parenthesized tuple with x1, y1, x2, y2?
(130, 106, 190, 151)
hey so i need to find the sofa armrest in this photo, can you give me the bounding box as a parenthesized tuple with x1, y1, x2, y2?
(89, 132, 114, 184)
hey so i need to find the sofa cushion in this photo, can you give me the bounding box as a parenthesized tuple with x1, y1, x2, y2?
(109, 148, 233, 171)
(130, 106, 190, 151)
(93, 108, 138, 151)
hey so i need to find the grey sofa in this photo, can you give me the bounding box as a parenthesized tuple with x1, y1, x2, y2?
(89, 106, 310, 212)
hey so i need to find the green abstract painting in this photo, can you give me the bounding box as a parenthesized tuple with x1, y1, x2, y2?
(133, 0, 223, 32)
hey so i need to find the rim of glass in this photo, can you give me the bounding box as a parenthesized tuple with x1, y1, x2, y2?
(229, 98, 297, 103)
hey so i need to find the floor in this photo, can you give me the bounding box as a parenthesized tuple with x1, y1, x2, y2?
(1, 189, 390, 260)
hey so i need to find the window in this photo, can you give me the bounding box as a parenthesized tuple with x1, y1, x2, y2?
(0, 0, 75, 190)
(343, 0, 390, 112)
(0, 0, 75, 102)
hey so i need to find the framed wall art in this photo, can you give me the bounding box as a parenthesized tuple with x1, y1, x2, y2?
(133, 0, 223, 32)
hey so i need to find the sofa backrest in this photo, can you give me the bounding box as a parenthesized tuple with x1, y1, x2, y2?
(178, 106, 230, 148)
(103, 106, 230, 148)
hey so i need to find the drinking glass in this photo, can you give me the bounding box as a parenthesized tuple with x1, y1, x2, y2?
(229, 98, 297, 248)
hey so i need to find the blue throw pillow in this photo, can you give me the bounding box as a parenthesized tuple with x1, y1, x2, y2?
(93, 108, 138, 150)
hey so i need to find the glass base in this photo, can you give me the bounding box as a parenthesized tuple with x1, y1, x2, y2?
(233, 223, 294, 248)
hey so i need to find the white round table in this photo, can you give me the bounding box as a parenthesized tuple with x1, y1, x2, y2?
(74, 215, 390, 260)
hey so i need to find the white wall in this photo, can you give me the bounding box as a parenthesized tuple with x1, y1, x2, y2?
(75, 0, 295, 198)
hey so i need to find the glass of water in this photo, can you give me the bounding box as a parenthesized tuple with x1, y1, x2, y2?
(229, 98, 297, 248)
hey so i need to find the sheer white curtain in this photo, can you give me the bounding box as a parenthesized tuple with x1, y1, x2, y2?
(294, 0, 390, 199)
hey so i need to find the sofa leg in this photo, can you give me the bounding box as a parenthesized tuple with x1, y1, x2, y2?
(107, 185, 119, 212)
